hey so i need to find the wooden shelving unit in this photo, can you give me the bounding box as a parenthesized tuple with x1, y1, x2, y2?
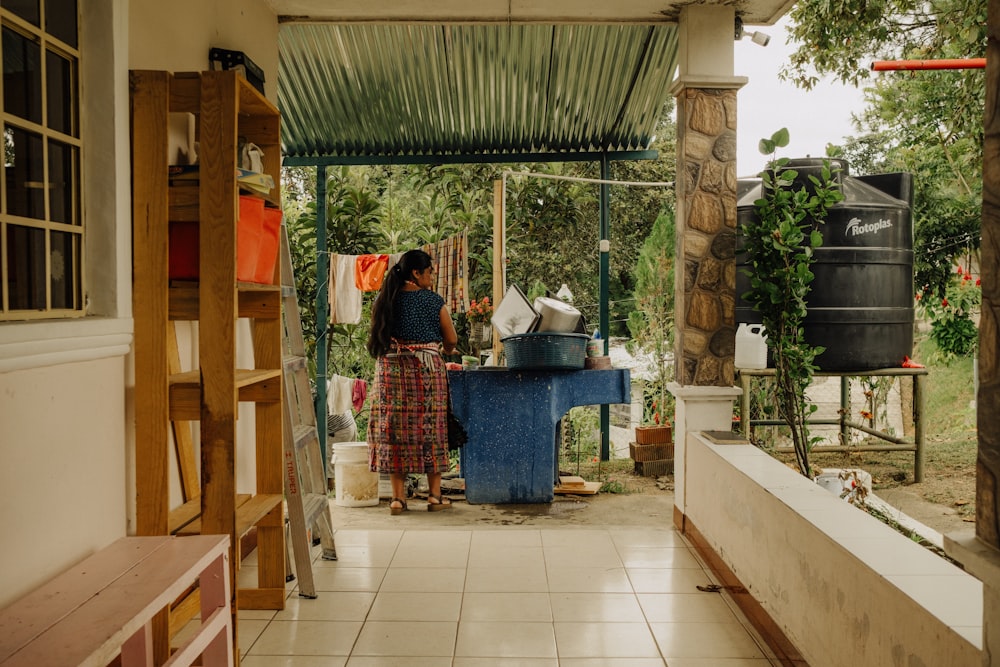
(130, 69, 286, 661)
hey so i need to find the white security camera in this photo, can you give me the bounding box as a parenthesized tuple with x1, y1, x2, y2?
(740, 29, 771, 47)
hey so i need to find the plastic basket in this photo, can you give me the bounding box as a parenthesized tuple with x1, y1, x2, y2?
(502, 332, 588, 370)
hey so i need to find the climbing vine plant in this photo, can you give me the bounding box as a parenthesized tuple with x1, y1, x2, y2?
(740, 129, 844, 477)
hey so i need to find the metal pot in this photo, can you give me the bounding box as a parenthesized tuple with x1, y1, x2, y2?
(532, 297, 581, 333)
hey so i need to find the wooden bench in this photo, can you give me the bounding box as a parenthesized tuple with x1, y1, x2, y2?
(0, 535, 232, 667)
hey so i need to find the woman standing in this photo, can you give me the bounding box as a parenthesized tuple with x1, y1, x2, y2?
(367, 250, 459, 514)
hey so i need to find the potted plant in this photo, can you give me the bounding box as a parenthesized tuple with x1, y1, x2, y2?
(467, 296, 494, 344)
(740, 129, 844, 478)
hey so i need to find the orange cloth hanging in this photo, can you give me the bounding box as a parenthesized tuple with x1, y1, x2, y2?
(355, 254, 389, 291)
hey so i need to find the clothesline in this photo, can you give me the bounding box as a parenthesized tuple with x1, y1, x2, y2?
(328, 231, 470, 324)
(502, 169, 675, 188)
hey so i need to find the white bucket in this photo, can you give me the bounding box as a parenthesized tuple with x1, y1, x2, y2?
(332, 442, 379, 507)
(378, 472, 393, 499)
(735, 323, 768, 369)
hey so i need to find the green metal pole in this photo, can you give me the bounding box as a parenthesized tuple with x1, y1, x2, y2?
(315, 166, 330, 473)
(599, 154, 611, 461)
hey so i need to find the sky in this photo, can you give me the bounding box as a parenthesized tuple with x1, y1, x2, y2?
(732, 16, 868, 178)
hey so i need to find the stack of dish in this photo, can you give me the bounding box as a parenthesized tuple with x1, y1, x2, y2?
(491, 285, 587, 370)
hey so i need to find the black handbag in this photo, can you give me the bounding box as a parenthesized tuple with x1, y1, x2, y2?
(447, 406, 468, 451)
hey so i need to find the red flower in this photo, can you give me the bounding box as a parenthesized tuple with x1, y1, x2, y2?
(957, 265, 965, 274)
(942, 298, 949, 307)
(914, 292, 922, 301)
(963, 273, 972, 282)
(977, 278, 982, 286)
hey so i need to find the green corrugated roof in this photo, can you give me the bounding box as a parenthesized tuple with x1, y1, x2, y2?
(278, 23, 678, 161)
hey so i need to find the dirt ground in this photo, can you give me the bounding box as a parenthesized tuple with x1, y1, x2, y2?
(328, 468, 676, 529)
(328, 455, 975, 539)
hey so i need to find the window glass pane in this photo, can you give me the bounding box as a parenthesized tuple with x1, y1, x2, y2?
(44, 0, 77, 47)
(49, 229, 76, 308)
(48, 139, 76, 223)
(46, 49, 75, 135)
(3, 26, 43, 124)
(6, 126, 44, 218)
(6, 223, 46, 310)
(5, 0, 40, 26)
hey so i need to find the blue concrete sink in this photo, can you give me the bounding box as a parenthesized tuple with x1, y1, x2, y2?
(448, 368, 631, 503)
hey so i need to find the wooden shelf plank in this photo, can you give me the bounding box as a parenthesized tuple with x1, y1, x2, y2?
(168, 494, 253, 535)
(236, 588, 285, 611)
(168, 369, 282, 420)
(175, 493, 280, 537)
(131, 70, 172, 539)
(169, 282, 280, 320)
(168, 498, 202, 535)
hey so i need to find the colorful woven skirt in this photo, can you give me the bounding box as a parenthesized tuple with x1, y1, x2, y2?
(367, 345, 450, 474)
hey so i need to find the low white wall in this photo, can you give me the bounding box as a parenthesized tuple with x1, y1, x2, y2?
(683, 432, 982, 666)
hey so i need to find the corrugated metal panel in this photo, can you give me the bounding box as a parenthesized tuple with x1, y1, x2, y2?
(278, 23, 678, 160)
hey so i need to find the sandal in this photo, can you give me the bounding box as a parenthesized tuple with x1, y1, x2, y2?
(426, 494, 453, 512)
(389, 498, 408, 515)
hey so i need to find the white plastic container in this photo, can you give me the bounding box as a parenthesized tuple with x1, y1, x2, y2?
(378, 472, 393, 499)
(332, 442, 379, 507)
(735, 323, 768, 369)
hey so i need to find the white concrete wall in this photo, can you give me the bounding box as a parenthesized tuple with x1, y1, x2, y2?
(683, 432, 982, 666)
(0, 358, 128, 605)
(129, 0, 279, 101)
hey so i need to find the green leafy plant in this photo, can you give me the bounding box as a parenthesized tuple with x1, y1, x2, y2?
(916, 265, 981, 358)
(562, 406, 601, 464)
(599, 478, 629, 494)
(740, 129, 844, 478)
(627, 208, 676, 427)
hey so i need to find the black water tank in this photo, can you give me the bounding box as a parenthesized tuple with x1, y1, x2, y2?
(736, 159, 914, 372)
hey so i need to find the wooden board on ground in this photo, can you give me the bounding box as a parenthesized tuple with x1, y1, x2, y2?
(555, 478, 601, 495)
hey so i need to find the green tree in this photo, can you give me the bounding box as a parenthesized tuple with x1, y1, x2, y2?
(627, 208, 676, 425)
(741, 129, 844, 477)
(786, 0, 985, 301)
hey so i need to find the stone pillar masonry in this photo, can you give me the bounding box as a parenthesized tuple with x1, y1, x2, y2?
(674, 86, 739, 387)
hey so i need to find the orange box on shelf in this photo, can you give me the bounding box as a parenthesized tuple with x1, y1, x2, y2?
(169, 195, 264, 282)
(254, 207, 282, 284)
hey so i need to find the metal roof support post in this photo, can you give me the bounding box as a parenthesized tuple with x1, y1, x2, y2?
(315, 166, 329, 469)
(599, 153, 611, 461)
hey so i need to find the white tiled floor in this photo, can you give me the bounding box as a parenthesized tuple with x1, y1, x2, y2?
(231, 526, 781, 666)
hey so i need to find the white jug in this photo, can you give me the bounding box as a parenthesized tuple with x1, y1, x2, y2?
(735, 323, 768, 369)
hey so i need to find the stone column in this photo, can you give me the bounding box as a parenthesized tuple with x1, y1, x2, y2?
(667, 6, 747, 527)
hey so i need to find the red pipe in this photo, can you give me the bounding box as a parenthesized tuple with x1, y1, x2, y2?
(872, 58, 986, 71)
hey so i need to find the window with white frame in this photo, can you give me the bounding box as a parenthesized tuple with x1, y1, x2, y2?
(1, 0, 81, 319)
